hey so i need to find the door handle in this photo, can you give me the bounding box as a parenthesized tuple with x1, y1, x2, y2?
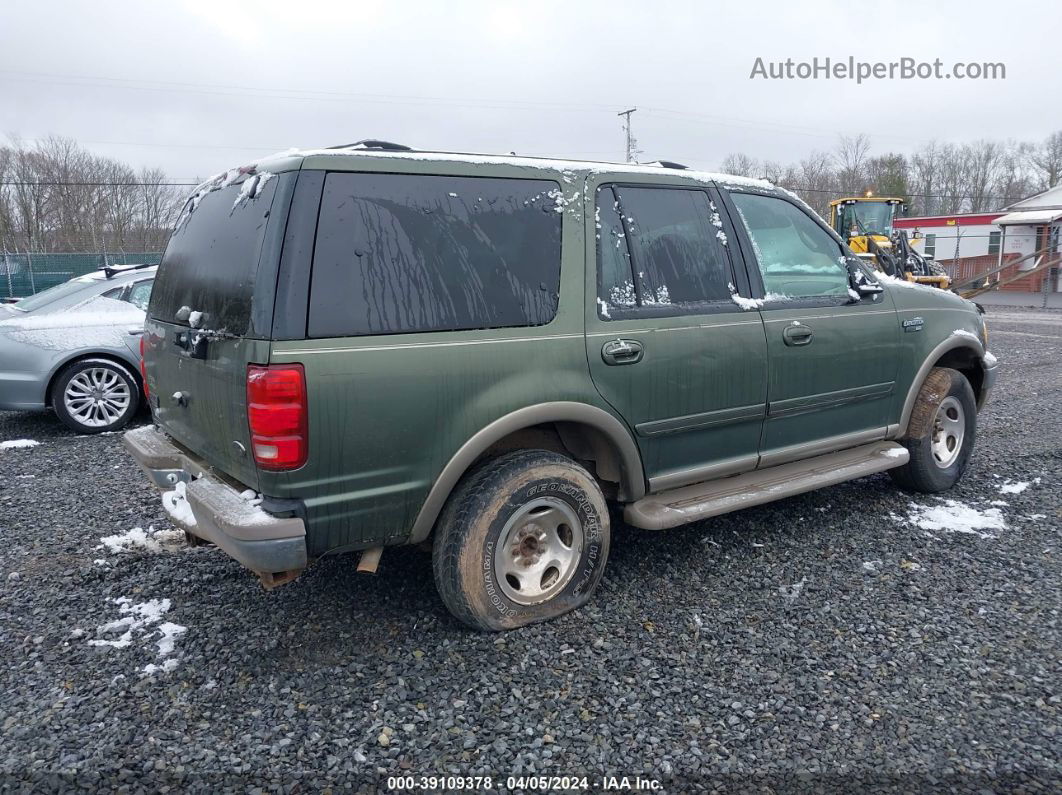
(601, 338, 644, 365)
(782, 324, 813, 346)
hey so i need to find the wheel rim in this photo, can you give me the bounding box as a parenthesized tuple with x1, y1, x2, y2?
(494, 497, 584, 606)
(63, 367, 131, 429)
(930, 395, 965, 469)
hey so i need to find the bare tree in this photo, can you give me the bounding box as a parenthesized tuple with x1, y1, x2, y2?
(794, 150, 835, 216)
(910, 141, 942, 215)
(964, 140, 1005, 213)
(719, 152, 760, 177)
(0, 136, 183, 254)
(992, 141, 1037, 208)
(833, 134, 871, 195)
(1030, 131, 1062, 190)
(866, 153, 910, 204)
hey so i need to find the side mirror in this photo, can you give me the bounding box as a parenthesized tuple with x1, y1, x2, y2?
(855, 280, 884, 297)
(847, 260, 884, 298)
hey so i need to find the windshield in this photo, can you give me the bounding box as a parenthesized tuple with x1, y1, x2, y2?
(13, 274, 98, 312)
(839, 202, 897, 238)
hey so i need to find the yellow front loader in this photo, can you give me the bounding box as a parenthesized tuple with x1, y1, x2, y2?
(829, 195, 950, 289)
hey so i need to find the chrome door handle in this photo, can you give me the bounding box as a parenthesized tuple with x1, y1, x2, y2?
(601, 338, 644, 365)
(782, 324, 813, 346)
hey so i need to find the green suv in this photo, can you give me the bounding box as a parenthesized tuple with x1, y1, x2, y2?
(124, 142, 997, 630)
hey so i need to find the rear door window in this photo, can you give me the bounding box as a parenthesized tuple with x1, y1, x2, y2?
(127, 279, 154, 311)
(596, 185, 735, 318)
(149, 175, 278, 333)
(308, 172, 562, 338)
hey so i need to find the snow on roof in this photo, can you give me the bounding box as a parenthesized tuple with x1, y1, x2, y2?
(253, 146, 776, 190)
(994, 208, 1062, 226)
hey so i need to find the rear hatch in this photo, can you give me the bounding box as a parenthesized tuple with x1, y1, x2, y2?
(144, 170, 294, 490)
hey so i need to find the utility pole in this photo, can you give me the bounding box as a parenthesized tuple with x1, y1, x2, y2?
(618, 108, 637, 163)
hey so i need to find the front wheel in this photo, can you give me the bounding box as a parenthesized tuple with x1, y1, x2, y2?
(432, 449, 611, 631)
(52, 359, 140, 434)
(889, 367, 977, 493)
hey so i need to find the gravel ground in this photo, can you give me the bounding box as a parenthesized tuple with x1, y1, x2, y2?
(0, 307, 1058, 792)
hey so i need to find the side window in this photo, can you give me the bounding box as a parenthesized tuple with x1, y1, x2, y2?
(730, 192, 848, 298)
(924, 233, 937, 258)
(596, 187, 637, 310)
(309, 173, 562, 338)
(126, 280, 154, 311)
(596, 185, 733, 318)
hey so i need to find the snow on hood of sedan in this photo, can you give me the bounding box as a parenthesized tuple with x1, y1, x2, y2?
(0, 295, 144, 351)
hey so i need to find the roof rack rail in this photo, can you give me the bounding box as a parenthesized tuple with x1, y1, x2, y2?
(100, 262, 155, 279)
(329, 139, 413, 152)
(648, 160, 689, 170)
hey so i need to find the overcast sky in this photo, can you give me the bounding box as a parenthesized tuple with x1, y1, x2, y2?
(2, 0, 1059, 182)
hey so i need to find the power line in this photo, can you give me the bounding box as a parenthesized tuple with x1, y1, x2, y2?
(0, 68, 935, 147)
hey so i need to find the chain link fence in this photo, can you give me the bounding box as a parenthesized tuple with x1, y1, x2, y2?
(0, 251, 163, 301)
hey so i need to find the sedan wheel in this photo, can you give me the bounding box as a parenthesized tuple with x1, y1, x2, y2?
(52, 360, 140, 434)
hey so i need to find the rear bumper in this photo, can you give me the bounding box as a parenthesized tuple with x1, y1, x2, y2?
(122, 425, 307, 582)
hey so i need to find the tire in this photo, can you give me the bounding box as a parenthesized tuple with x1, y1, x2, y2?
(51, 359, 140, 434)
(432, 449, 611, 631)
(889, 367, 977, 493)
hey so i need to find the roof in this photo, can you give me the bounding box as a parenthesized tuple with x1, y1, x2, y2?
(893, 213, 1003, 229)
(1003, 184, 1062, 211)
(993, 208, 1062, 226)
(251, 145, 776, 192)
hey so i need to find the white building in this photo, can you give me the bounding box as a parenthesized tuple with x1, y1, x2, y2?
(895, 185, 1062, 293)
(992, 185, 1062, 293)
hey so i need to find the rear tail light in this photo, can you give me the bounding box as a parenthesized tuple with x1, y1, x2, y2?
(247, 364, 308, 470)
(139, 336, 149, 399)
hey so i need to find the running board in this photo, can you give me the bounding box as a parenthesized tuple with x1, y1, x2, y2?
(624, 441, 909, 530)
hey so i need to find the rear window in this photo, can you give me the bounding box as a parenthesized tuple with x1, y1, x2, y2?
(14, 275, 98, 312)
(308, 172, 562, 338)
(149, 175, 278, 333)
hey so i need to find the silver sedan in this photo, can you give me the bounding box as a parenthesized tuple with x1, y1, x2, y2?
(0, 265, 156, 433)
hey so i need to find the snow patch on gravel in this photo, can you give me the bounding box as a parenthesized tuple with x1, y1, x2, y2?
(88, 598, 172, 649)
(97, 525, 186, 554)
(903, 499, 1007, 539)
(0, 439, 39, 449)
(778, 577, 807, 601)
(998, 478, 1040, 495)
(87, 597, 187, 676)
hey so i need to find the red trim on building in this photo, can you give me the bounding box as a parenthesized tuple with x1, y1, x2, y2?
(893, 213, 1003, 229)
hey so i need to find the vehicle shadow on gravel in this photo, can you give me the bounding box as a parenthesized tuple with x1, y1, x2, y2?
(0, 408, 151, 441)
(207, 468, 912, 654)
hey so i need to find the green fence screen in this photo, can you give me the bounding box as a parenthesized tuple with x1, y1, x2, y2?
(0, 252, 164, 300)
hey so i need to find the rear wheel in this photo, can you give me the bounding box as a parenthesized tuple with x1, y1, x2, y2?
(432, 449, 610, 631)
(889, 367, 977, 493)
(52, 359, 140, 434)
